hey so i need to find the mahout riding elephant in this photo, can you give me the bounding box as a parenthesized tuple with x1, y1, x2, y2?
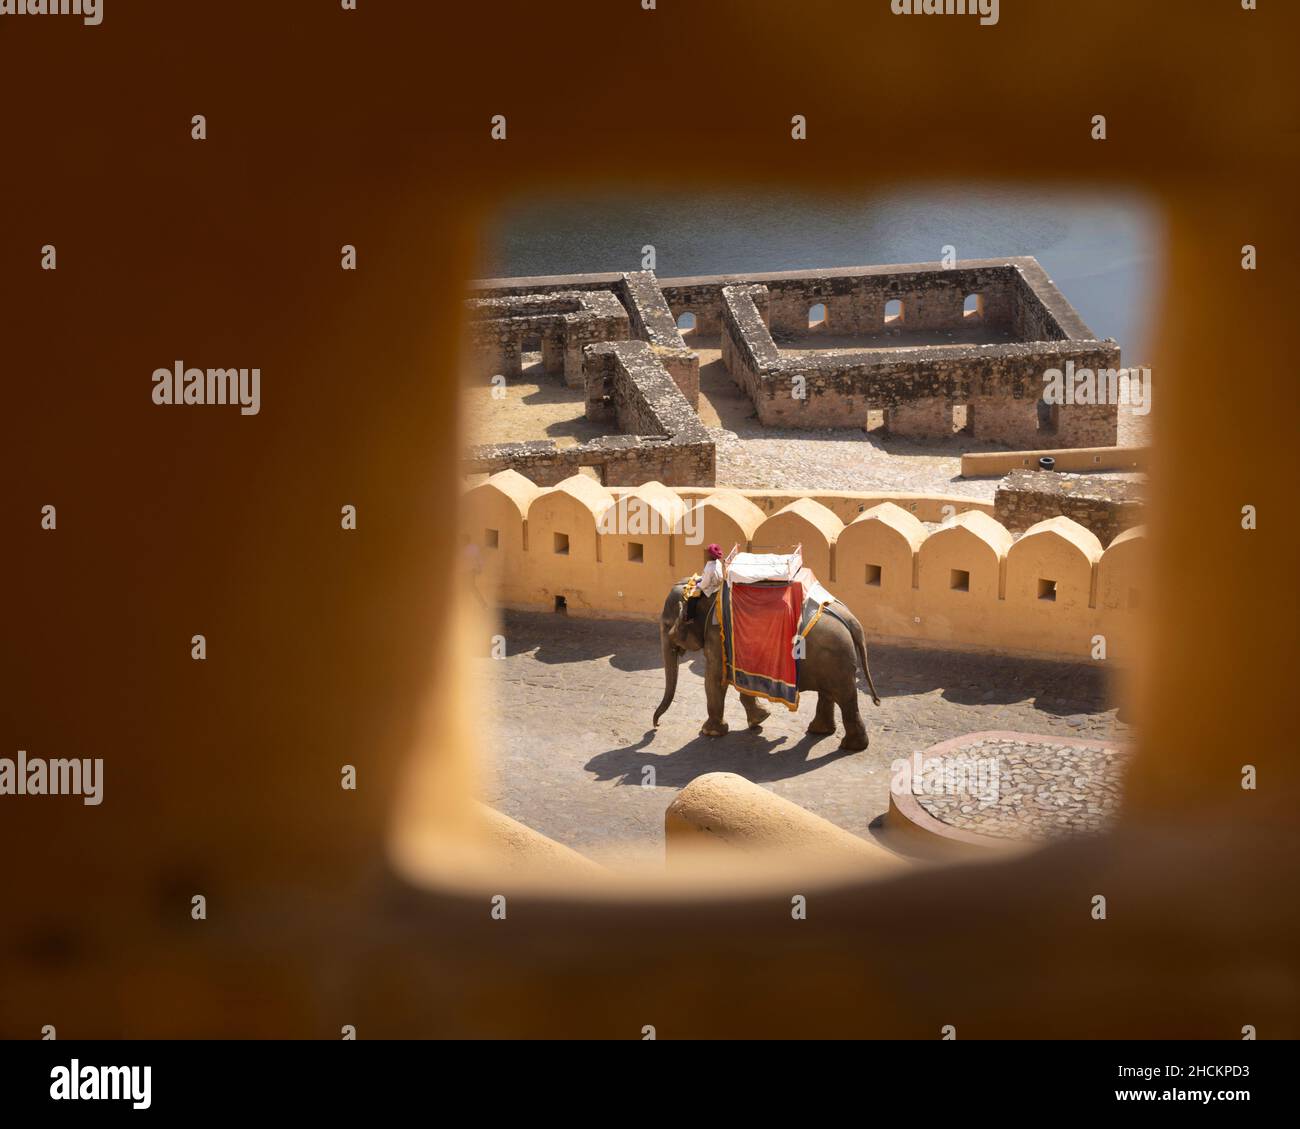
(652, 580, 882, 751)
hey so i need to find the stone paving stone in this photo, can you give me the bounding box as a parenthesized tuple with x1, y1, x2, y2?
(479, 610, 1132, 859)
(912, 739, 1130, 840)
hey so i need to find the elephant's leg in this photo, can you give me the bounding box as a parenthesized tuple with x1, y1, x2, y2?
(807, 693, 837, 735)
(700, 660, 729, 737)
(741, 694, 770, 730)
(837, 689, 869, 752)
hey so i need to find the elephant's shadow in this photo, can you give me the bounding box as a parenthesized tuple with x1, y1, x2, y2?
(584, 726, 860, 789)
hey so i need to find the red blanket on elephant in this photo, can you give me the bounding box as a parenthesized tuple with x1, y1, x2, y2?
(720, 579, 804, 710)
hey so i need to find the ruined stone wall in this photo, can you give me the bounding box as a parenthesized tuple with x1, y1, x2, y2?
(994, 470, 1145, 547)
(467, 340, 714, 488)
(718, 276, 1119, 446)
(464, 259, 1120, 471)
(464, 290, 629, 386)
(467, 272, 621, 297)
(658, 279, 727, 337)
(761, 263, 1024, 337)
(615, 272, 700, 408)
(475, 258, 1092, 350)
(1012, 269, 1067, 342)
(1011, 258, 1096, 341)
(463, 440, 596, 486)
(719, 283, 777, 404)
(464, 433, 714, 489)
(766, 340, 1121, 446)
(662, 259, 1059, 339)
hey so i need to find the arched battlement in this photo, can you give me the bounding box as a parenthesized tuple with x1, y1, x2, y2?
(752, 497, 843, 583)
(1003, 516, 1104, 652)
(1095, 524, 1149, 658)
(831, 502, 928, 636)
(596, 481, 690, 613)
(687, 489, 766, 563)
(462, 469, 542, 605)
(473, 482, 1144, 661)
(914, 511, 1013, 644)
(524, 474, 615, 612)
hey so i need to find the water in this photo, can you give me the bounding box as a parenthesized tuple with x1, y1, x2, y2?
(480, 184, 1162, 361)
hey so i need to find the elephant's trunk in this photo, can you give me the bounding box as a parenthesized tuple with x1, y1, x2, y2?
(653, 622, 682, 727)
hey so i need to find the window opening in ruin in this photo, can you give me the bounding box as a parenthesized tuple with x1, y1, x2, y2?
(952, 404, 973, 435)
(1036, 398, 1059, 434)
(554, 595, 567, 613)
(808, 303, 827, 329)
(865, 564, 882, 587)
(950, 568, 970, 592)
(628, 541, 644, 563)
(1038, 578, 1058, 602)
(884, 299, 904, 325)
(963, 293, 984, 320)
(677, 312, 696, 333)
(865, 409, 887, 433)
(484, 528, 499, 549)
(553, 532, 570, 556)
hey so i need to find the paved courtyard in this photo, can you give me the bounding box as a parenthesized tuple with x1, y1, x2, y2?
(911, 735, 1130, 841)
(478, 610, 1134, 864)
(464, 337, 1150, 499)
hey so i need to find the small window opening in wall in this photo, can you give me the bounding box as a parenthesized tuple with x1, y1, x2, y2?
(521, 334, 541, 356)
(1037, 398, 1059, 434)
(865, 409, 887, 433)
(865, 564, 882, 587)
(484, 528, 499, 549)
(627, 541, 644, 563)
(884, 299, 904, 325)
(677, 311, 696, 333)
(950, 569, 970, 592)
(1038, 578, 1058, 602)
(808, 302, 827, 329)
(963, 293, 984, 320)
(554, 595, 567, 613)
(952, 404, 974, 435)
(1128, 588, 1140, 610)
(553, 532, 569, 555)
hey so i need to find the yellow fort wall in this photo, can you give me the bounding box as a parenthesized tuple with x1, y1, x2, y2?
(464, 471, 1148, 661)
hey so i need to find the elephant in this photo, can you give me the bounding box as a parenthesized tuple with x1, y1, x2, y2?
(652, 580, 882, 751)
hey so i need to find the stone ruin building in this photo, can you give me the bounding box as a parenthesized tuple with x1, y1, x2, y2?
(463, 256, 1123, 491)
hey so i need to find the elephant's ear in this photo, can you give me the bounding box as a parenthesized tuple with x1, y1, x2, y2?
(670, 600, 686, 635)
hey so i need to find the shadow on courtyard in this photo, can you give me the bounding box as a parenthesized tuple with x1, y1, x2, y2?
(584, 727, 860, 788)
(503, 611, 1123, 718)
(503, 611, 663, 672)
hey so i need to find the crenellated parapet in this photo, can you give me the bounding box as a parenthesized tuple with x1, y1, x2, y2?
(463, 470, 1148, 662)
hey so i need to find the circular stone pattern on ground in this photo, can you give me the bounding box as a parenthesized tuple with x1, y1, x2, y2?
(892, 731, 1130, 851)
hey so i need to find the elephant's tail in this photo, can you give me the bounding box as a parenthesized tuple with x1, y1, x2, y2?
(842, 608, 882, 707)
